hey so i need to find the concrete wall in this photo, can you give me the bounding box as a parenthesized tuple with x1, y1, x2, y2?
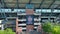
(0, 20, 2, 27)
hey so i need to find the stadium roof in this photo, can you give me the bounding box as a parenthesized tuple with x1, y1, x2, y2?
(0, 0, 60, 9)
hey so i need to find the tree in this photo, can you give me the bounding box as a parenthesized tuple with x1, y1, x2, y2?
(42, 22, 52, 32)
(4, 28, 15, 34)
(0, 28, 15, 34)
(42, 22, 60, 34)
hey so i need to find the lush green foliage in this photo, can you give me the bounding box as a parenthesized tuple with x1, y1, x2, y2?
(42, 22, 52, 32)
(0, 28, 15, 34)
(42, 22, 60, 34)
(51, 24, 60, 34)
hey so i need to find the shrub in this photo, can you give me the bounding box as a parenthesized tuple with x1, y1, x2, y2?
(51, 24, 60, 34)
(42, 22, 60, 34)
(0, 28, 15, 34)
(42, 22, 52, 32)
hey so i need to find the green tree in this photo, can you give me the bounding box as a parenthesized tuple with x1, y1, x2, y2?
(0, 28, 15, 34)
(42, 22, 60, 34)
(42, 22, 52, 32)
(51, 24, 60, 34)
(4, 28, 15, 34)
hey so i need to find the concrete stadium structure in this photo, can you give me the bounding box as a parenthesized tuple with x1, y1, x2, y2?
(0, 9, 60, 31)
(0, 0, 60, 34)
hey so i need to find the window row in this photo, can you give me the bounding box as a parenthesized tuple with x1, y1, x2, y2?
(0, 9, 60, 13)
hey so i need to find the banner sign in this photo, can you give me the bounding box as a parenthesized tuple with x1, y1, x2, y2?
(26, 4, 34, 9)
(26, 15, 34, 25)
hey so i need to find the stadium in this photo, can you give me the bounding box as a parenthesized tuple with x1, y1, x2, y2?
(0, 0, 60, 34)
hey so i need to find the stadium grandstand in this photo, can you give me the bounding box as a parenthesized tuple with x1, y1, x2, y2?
(0, 0, 60, 34)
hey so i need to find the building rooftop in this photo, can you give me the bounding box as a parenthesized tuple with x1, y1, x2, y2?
(0, 0, 60, 9)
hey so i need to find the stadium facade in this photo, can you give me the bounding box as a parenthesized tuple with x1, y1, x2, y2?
(0, 9, 60, 31)
(0, 0, 60, 34)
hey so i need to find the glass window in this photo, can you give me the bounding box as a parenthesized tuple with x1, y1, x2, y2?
(53, 10, 58, 13)
(57, 10, 60, 12)
(46, 9, 51, 12)
(13, 9, 18, 12)
(1, 9, 5, 12)
(0, 9, 11, 12)
(0, 9, 1, 12)
(14, 9, 25, 13)
(5, 9, 8, 12)
(35, 9, 41, 13)
(53, 9, 60, 13)
(42, 9, 51, 13)
(42, 9, 47, 12)
(18, 9, 21, 12)
(5, 9, 11, 12)
(19, 9, 25, 13)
